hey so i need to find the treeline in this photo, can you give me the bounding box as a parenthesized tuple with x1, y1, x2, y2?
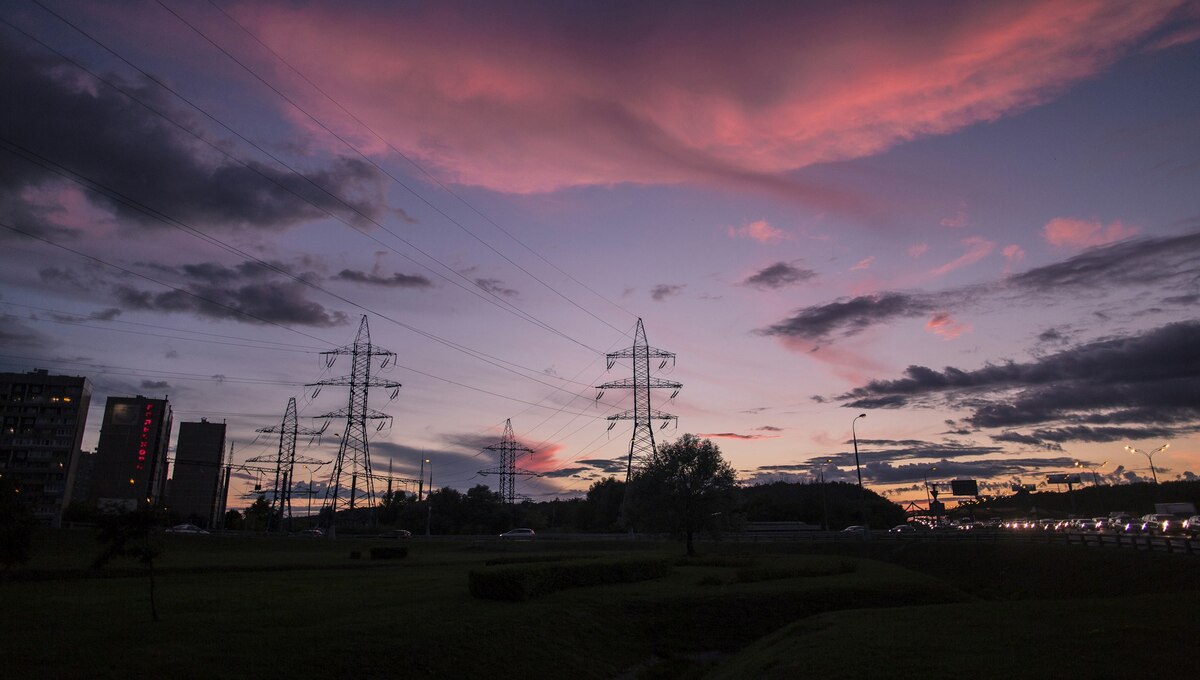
(320, 477, 906, 535)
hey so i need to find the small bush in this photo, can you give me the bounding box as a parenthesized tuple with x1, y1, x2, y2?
(736, 559, 856, 584)
(484, 553, 596, 566)
(469, 558, 672, 601)
(369, 546, 409, 560)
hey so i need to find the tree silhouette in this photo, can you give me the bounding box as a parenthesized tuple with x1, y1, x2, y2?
(628, 434, 736, 556)
(93, 508, 164, 621)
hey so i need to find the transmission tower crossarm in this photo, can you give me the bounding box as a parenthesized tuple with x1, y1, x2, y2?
(596, 377, 681, 390)
(307, 376, 401, 388)
(605, 347, 675, 359)
(606, 408, 678, 421)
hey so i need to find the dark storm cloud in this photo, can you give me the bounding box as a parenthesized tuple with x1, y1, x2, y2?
(576, 458, 627, 474)
(335, 269, 432, 288)
(474, 278, 518, 297)
(839, 321, 1200, 444)
(114, 281, 345, 327)
(743, 261, 817, 290)
(651, 284, 685, 301)
(0, 36, 387, 238)
(540, 467, 589, 478)
(859, 456, 1075, 485)
(1006, 231, 1200, 293)
(757, 292, 936, 341)
(140, 380, 170, 390)
(757, 231, 1200, 342)
(0, 314, 50, 349)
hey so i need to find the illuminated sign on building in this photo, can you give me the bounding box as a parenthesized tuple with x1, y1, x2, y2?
(137, 403, 154, 471)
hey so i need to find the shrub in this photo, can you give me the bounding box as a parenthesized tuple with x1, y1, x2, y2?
(736, 559, 856, 584)
(484, 553, 596, 566)
(369, 546, 409, 560)
(469, 557, 672, 601)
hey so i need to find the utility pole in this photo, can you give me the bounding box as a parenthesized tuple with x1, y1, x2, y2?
(479, 419, 539, 504)
(307, 315, 401, 534)
(596, 318, 681, 482)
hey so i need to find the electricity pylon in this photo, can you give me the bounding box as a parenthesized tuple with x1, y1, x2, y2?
(596, 318, 681, 481)
(247, 397, 325, 532)
(306, 315, 400, 526)
(478, 419, 539, 504)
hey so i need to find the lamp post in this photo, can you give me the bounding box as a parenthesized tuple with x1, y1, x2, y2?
(425, 458, 433, 537)
(418, 456, 427, 501)
(1075, 460, 1107, 487)
(818, 458, 832, 531)
(1124, 444, 1167, 484)
(924, 466, 937, 516)
(852, 413, 867, 532)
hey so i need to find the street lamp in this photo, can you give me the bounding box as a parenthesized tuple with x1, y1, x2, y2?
(924, 466, 937, 515)
(425, 458, 434, 537)
(1075, 460, 1107, 486)
(818, 458, 832, 531)
(852, 413, 867, 531)
(1124, 444, 1168, 484)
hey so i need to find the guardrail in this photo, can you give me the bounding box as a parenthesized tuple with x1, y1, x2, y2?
(729, 528, 1200, 555)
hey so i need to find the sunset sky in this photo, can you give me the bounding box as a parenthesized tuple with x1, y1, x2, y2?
(2, 0, 1198, 510)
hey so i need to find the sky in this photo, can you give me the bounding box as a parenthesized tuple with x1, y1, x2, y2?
(2, 0, 1199, 511)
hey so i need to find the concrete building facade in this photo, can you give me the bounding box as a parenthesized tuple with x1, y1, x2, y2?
(92, 395, 172, 511)
(0, 369, 92, 526)
(169, 419, 226, 528)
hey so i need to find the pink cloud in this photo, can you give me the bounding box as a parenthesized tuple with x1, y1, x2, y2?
(1002, 244, 1026, 273)
(235, 1, 1185, 202)
(696, 432, 781, 441)
(779, 337, 891, 385)
(908, 244, 929, 258)
(1042, 217, 1139, 249)
(727, 219, 790, 243)
(926, 312, 971, 340)
(928, 236, 996, 277)
(940, 208, 969, 228)
(850, 256, 875, 271)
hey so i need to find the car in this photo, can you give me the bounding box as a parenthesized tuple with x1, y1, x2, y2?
(842, 525, 866, 533)
(499, 528, 536, 540)
(165, 523, 209, 534)
(1184, 515, 1200, 538)
(295, 528, 324, 538)
(888, 524, 915, 533)
(380, 529, 412, 539)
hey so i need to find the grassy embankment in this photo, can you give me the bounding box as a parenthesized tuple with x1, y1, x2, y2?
(2, 531, 1197, 679)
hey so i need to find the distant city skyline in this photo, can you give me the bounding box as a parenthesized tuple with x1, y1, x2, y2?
(1, 0, 1198, 509)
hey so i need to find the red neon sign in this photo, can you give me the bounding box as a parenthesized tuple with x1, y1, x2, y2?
(136, 403, 153, 471)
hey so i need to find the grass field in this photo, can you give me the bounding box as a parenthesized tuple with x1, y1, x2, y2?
(2, 530, 1197, 679)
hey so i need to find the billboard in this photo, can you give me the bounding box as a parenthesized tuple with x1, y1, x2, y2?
(1011, 484, 1037, 493)
(950, 479, 979, 496)
(1046, 473, 1082, 485)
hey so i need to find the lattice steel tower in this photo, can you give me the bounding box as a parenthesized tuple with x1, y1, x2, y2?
(478, 419, 539, 504)
(307, 315, 400, 522)
(247, 397, 325, 532)
(597, 318, 681, 481)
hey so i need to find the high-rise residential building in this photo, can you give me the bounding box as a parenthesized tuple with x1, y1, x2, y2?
(169, 419, 226, 528)
(92, 395, 172, 511)
(0, 369, 92, 527)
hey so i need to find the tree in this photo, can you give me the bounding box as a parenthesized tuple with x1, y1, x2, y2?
(0, 483, 34, 571)
(243, 494, 276, 532)
(93, 508, 164, 621)
(627, 434, 737, 556)
(583, 477, 625, 531)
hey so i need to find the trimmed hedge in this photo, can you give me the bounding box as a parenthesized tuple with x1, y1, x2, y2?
(735, 559, 856, 583)
(369, 546, 409, 560)
(484, 553, 598, 567)
(469, 558, 672, 601)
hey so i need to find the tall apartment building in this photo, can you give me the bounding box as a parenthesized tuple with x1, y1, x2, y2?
(169, 419, 226, 528)
(0, 369, 92, 526)
(92, 395, 172, 511)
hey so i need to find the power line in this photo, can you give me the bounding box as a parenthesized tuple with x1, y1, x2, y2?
(203, 0, 639, 327)
(153, 0, 632, 339)
(8, 8, 605, 356)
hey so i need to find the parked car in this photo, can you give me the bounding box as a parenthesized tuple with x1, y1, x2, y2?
(165, 523, 209, 534)
(295, 528, 324, 538)
(499, 528, 536, 540)
(380, 529, 412, 539)
(1183, 515, 1200, 538)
